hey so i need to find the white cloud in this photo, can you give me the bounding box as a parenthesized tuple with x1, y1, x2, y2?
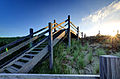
(81, 0, 120, 36)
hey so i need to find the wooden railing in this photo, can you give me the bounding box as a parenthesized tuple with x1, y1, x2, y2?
(0, 15, 79, 71)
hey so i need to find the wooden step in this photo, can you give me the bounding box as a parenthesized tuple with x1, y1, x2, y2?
(20, 57, 31, 61)
(9, 66, 19, 71)
(25, 54, 36, 57)
(31, 51, 40, 53)
(32, 48, 43, 51)
(34, 48, 43, 50)
(14, 61, 25, 67)
(5, 67, 17, 73)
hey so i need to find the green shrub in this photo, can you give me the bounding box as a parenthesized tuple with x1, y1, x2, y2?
(96, 48, 106, 56)
(93, 64, 99, 74)
(87, 51, 93, 64)
(77, 56, 85, 69)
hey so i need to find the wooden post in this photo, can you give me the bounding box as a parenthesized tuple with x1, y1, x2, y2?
(81, 32, 83, 38)
(100, 55, 120, 79)
(48, 22, 53, 69)
(77, 26, 79, 40)
(68, 15, 71, 47)
(81, 32, 84, 45)
(30, 28, 33, 48)
(54, 20, 57, 33)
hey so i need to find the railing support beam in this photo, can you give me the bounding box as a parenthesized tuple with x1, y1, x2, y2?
(54, 20, 57, 33)
(77, 26, 79, 40)
(29, 28, 33, 48)
(68, 15, 71, 47)
(48, 22, 53, 69)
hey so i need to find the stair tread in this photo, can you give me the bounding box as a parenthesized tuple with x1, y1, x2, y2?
(5, 67, 17, 73)
(31, 51, 40, 52)
(25, 54, 36, 57)
(34, 48, 43, 49)
(9, 66, 19, 71)
(20, 57, 31, 61)
(14, 61, 25, 66)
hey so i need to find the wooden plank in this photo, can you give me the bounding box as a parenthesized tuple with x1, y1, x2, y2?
(53, 30, 66, 46)
(18, 46, 48, 73)
(52, 20, 67, 30)
(30, 28, 33, 48)
(20, 57, 31, 61)
(100, 55, 120, 79)
(33, 26, 48, 35)
(53, 25, 65, 35)
(54, 20, 57, 32)
(34, 48, 43, 50)
(0, 74, 100, 79)
(77, 26, 79, 40)
(0, 37, 48, 72)
(14, 62, 25, 67)
(68, 15, 71, 47)
(56, 23, 66, 29)
(70, 21, 77, 29)
(5, 67, 17, 73)
(0, 31, 48, 61)
(0, 36, 29, 52)
(48, 22, 53, 69)
(70, 25, 77, 32)
(25, 54, 36, 57)
(70, 29, 77, 36)
(9, 66, 19, 71)
(30, 51, 40, 53)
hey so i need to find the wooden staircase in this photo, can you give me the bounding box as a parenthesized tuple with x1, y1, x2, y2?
(0, 15, 79, 73)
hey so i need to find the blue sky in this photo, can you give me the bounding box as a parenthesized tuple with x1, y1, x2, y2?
(0, 0, 116, 37)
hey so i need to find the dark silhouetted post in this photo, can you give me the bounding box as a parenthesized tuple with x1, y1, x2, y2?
(77, 26, 79, 40)
(48, 22, 53, 69)
(81, 32, 84, 45)
(54, 20, 57, 33)
(81, 32, 83, 38)
(100, 55, 120, 79)
(84, 33, 86, 38)
(30, 28, 33, 48)
(68, 15, 71, 47)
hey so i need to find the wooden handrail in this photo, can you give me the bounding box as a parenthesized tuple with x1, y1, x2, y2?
(0, 29, 48, 61)
(33, 26, 48, 35)
(70, 21, 77, 29)
(0, 25, 49, 52)
(52, 19, 67, 30)
(53, 26, 65, 35)
(56, 23, 66, 29)
(0, 36, 30, 52)
(70, 25, 77, 31)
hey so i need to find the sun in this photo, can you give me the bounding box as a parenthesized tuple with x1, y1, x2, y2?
(110, 31, 116, 37)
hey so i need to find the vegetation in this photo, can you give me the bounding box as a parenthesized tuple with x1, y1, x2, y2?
(31, 39, 107, 74)
(0, 37, 21, 47)
(1, 34, 120, 74)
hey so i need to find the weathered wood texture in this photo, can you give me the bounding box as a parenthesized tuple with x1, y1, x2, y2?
(0, 25, 48, 52)
(0, 30, 48, 61)
(77, 26, 79, 40)
(68, 15, 71, 47)
(52, 20, 67, 30)
(0, 74, 100, 79)
(54, 20, 57, 32)
(100, 55, 120, 79)
(30, 28, 33, 48)
(0, 37, 48, 72)
(48, 22, 53, 69)
(70, 21, 77, 29)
